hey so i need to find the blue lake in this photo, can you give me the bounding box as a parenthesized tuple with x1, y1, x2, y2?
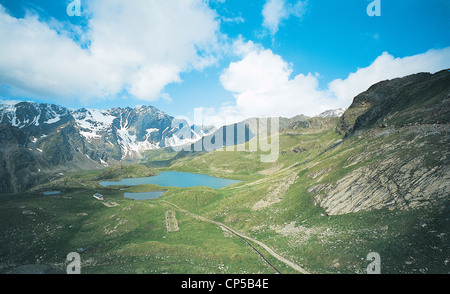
(124, 191, 166, 200)
(99, 171, 243, 189)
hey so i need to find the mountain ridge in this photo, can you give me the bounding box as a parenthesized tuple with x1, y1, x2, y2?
(315, 69, 450, 214)
(0, 102, 214, 193)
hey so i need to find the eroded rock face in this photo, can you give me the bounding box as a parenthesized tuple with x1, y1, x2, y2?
(311, 119, 450, 214)
(310, 68, 450, 215)
(313, 156, 449, 215)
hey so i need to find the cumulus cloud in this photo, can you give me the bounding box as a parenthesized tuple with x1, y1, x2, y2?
(202, 39, 450, 127)
(262, 0, 307, 36)
(0, 0, 221, 103)
(0, 6, 110, 102)
(220, 39, 330, 119)
(329, 48, 450, 105)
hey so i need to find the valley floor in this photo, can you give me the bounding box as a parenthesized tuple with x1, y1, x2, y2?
(1, 125, 449, 274)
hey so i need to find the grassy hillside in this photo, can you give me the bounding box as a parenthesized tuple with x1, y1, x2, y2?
(1, 71, 449, 274)
(158, 124, 449, 274)
(0, 186, 296, 274)
(2, 119, 448, 274)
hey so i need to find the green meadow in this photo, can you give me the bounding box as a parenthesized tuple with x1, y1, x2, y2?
(1, 124, 448, 274)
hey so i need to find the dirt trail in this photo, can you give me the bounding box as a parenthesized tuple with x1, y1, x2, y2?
(160, 200, 310, 274)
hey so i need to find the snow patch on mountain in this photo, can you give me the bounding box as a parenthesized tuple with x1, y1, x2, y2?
(44, 116, 61, 124)
(116, 125, 160, 158)
(73, 108, 116, 131)
(316, 108, 346, 118)
(1, 101, 212, 162)
(0, 101, 71, 129)
(80, 130, 101, 140)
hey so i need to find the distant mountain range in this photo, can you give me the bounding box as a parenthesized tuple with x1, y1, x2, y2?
(0, 102, 214, 157)
(0, 98, 347, 193)
(0, 102, 217, 193)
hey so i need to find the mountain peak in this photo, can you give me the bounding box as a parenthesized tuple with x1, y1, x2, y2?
(0, 101, 209, 160)
(316, 108, 346, 118)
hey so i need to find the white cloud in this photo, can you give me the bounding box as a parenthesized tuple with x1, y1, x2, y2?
(0, 0, 221, 103)
(215, 39, 332, 124)
(221, 16, 245, 24)
(203, 40, 450, 127)
(0, 7, 111, 102)
(262, 0, 286, 36)
(328, 48, 450, 106)
(262, 0, 307, 36)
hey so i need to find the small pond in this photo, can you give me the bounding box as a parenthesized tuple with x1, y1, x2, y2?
(124, 191, 165, 200)
(43, 191, 61, 196)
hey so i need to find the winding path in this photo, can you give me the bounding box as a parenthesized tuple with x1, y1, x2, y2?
(160, 200, 310, 274)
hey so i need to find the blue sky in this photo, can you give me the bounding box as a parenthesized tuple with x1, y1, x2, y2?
(0, 0, 449, 124)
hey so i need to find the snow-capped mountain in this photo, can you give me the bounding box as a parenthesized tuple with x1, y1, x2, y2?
(71, 106, 207, 159)
(0, 101, 72, 135)
(315, 108, 346, 118)
(1, 101, 211, 159)
(0, 101, 214, 193)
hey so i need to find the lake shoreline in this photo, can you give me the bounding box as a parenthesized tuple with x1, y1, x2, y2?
(99, 171, 243, 190)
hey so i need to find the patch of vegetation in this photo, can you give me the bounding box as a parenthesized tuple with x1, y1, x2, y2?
(94, 164, 156, 181)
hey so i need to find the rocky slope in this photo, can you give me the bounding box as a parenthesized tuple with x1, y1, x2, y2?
(312, 69, 450, 215)
(337, 70, 450, 136)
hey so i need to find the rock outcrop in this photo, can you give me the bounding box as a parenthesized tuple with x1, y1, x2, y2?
(313, 70, 450, 215)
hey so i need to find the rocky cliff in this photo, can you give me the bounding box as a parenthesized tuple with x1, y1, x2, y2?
(311, 69, 450, 215)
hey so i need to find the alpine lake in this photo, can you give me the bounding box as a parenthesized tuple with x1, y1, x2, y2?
(99, 171, 243, 200)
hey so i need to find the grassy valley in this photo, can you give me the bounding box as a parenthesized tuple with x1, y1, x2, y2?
(1, 71, 449, 274)
(1, 121, 448, 274)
